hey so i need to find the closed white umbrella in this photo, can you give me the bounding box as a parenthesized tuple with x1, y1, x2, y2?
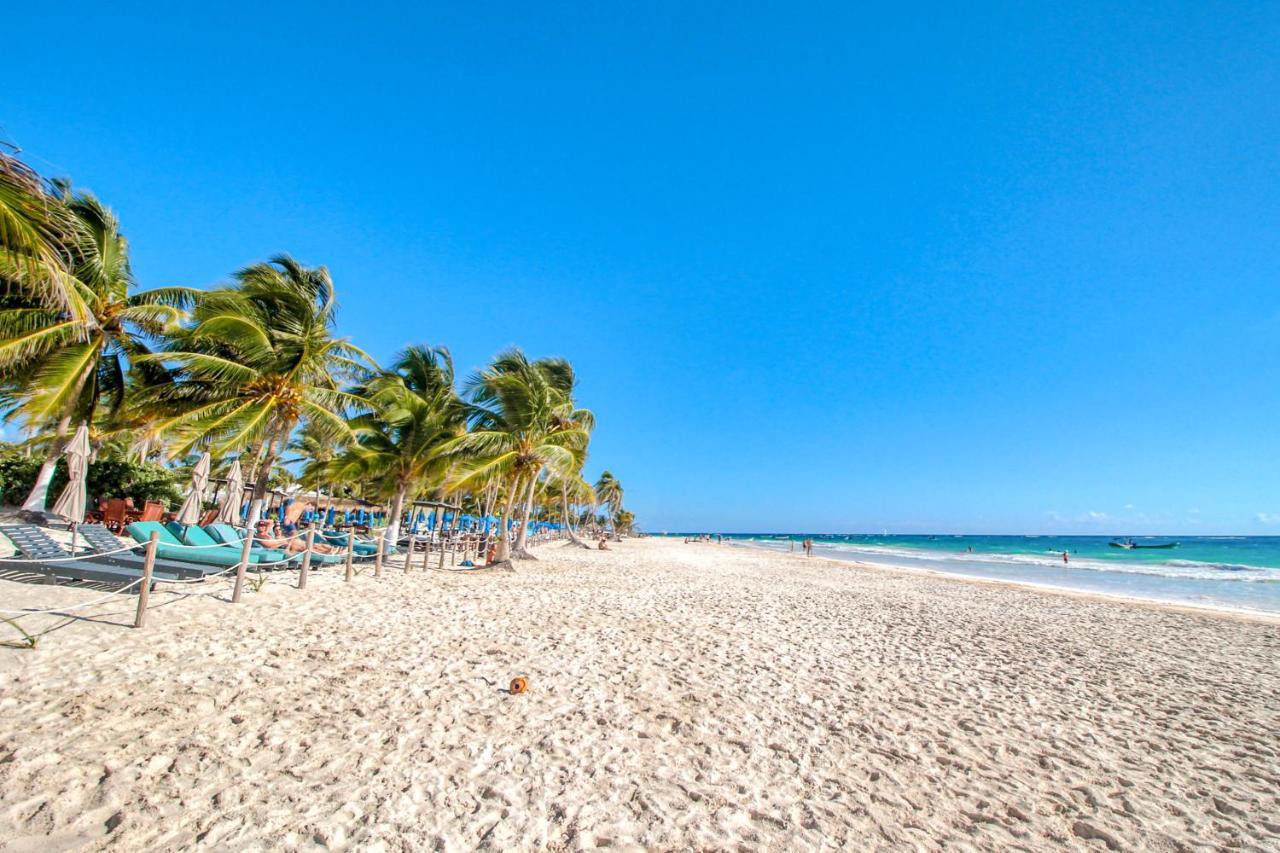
(217, 458, 244, 524)
(51, 423, 91, 524)
(51, 423, 91, 556)
(176, 452, 211, 526)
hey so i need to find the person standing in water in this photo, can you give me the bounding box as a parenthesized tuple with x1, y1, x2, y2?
(1062, 551, 1069, 564)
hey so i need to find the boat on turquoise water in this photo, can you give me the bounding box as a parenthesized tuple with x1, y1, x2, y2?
(1109, 539, 1180, 550)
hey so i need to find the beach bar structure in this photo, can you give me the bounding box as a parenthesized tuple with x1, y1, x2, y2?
(407, 499, 463, 537)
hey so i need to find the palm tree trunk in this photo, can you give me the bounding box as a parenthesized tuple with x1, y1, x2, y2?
(241, 439, 269, 523)
(247, 427, 288, 523)
(490, 475, 521, 564)
(251, 439, 282, 503)
(562, 487, 591, 549)
(512, 475, 538, 559)
(482, 482, 497, 521)
(20, 413, 74, 513)
(385, 485, 408, 552)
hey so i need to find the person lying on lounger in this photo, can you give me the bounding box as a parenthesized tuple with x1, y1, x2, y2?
(254, 521, 342, 554)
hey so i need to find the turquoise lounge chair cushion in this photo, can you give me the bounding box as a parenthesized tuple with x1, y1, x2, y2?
(202, 523, 244, 547)
(323, 532, 378, 555)
(127, 521, 183, 547)
(202, 523, 293, 563)
(126, 522, 262, 567)
(167, 522, 220, 547)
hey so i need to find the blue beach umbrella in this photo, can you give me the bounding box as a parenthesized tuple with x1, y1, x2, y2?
(325, 507, 336, 527)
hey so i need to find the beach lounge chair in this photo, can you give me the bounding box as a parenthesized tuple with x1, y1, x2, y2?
(0, 524, 180, 589)
(17, 522, 216, 580)
(124, 522, 265, 568)
(165, 522, 291, 565)
(205, 523, 343, 564)
(322, 530, 380, 556)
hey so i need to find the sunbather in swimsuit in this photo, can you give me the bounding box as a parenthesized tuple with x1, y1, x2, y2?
(254, 522, 341, 554)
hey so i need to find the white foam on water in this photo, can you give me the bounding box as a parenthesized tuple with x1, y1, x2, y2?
(734, 537, 1279, 583)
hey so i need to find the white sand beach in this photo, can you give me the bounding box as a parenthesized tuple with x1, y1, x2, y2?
(1, 537, 1278, 850)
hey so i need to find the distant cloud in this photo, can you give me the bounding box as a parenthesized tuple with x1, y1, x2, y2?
(1123, 503, 1134, 510)
(1256, 513, 1280, 525)
(1086, 510, 1107, 521)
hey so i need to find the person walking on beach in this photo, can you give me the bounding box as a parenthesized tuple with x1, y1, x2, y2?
(803, 538, 813, 557)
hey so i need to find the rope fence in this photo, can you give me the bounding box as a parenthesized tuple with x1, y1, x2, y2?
(0, 577, 145, 615)
(0, 522, 570, 644)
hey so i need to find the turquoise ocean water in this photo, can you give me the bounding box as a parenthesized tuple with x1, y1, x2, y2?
(684, 534, 1280, 614)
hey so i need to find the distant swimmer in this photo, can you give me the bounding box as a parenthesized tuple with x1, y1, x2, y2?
(1062, 551, 1069, 564)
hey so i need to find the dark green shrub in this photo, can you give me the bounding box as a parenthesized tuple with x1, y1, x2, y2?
(84, 458, 183, 508)
(0, 446, 182, 509)
(0, 450, 48, 505)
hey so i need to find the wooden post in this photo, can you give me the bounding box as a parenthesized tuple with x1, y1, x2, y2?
(344, 535, 354, 582)
(449, 540, 456, 566)
(404, 534, 413, 574)
(439, 542, 446, 570)
(232, 526, 253, 603)
(298, 528, 315, 590)
(133, 531, 159, 628)
(374, 532, 384, 578)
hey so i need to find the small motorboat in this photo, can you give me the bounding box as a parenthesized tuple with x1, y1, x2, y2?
(1109, 539, 1180, 550)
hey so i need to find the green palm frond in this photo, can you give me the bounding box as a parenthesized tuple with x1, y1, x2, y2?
(134, 350, 258, 384)
(116, 302, 183, 332)
(22, 341, 100, 420)
(129, 286, 201, 310)
(0, 316, 79, 370)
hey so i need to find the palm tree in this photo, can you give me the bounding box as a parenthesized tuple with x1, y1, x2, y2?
(614, 509, 636, 535)
(594, 470, 624, 537)
(318, 344, 464, 549)
(284, 421, 348, 515)
(543, 445, 595, 548)
(138, 255, 374, 515)
(451, 349, 593, 562)
(0, 188, 194, 511)
(0, 151, 85, 321)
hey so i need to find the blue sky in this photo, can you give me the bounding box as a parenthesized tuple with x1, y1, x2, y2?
(5, 3, 1279, 533)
